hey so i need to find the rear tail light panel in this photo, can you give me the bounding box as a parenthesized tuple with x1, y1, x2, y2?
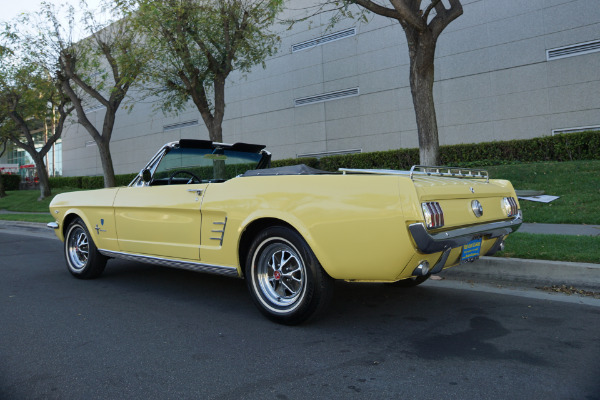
(422, 202, 444, 229)
(502, 197, 519, 217)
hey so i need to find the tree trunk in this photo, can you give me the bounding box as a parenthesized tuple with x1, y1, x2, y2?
(0, 142, 5, 198)
(97, 139, 116, 188)
(195, 78, 225, 143)
(0, 174, 5, 198)
(58, 76, 118, 189)
(208, 118, 224, 143)
(32, 154, 51, 201)
(211, 77, 225, 143)
(407, 28, 440, 166)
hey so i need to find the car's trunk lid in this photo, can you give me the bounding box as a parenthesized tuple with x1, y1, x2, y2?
(411, 175, 517, 229)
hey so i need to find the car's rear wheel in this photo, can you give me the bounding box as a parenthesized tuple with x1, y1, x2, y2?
(64, 218, 107, 279)
(245, 226, 333, 325)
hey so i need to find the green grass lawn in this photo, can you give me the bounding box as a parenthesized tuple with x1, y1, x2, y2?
(495, 232, 600, 264)
(487, 160, 600, 224)
(0, 188, 80, 213)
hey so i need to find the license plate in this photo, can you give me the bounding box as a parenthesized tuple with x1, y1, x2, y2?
(461, 238, 482, 263)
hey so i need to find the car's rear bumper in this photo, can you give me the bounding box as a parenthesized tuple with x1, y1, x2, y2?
(408, 212, 522, 254)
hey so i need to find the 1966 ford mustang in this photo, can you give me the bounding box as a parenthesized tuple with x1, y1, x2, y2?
(48, 139, 522, 324)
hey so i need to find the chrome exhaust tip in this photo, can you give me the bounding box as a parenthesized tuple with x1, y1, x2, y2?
(412, 261, 430, 276)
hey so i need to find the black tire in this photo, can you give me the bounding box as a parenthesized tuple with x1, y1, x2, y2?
(64, 218, 107, 279)
(245, 226, 333, 325)
(389, 274, 431, 288)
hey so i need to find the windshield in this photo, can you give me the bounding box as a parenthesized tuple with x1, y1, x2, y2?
(152, 146, 263, 184)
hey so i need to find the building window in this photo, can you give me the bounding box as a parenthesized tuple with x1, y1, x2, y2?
(294, 87, 359, 107)
(552, 125, 600, 135)
(292, 28, 356, 53)
(163, 120, 200, 131)
(546, 40, 600, 61)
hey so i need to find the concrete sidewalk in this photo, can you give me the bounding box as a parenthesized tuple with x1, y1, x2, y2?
(1, 219, 599, 291)
(519, 223, 600, 236)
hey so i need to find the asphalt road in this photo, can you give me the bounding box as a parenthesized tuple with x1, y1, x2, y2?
(1, 232, 599, 400)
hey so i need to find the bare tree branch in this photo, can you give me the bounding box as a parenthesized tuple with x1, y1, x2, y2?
(351, 0, 400, 19)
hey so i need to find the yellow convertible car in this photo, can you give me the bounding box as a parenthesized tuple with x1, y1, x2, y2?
(48, 139, 522, 324)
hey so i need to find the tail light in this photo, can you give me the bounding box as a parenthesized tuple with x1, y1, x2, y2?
(422, 202, 444, 229)
(502, 197, 519, 217)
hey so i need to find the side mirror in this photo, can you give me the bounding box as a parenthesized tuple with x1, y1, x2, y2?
(142, 169, 152, 183)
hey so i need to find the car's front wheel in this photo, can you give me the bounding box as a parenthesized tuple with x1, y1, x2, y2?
(64, 218, 107, 279)
(245, 226, 333, 325)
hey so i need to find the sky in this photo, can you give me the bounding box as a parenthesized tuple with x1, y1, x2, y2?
(2, 0, 109, 43)
(2, 0, 103, 24)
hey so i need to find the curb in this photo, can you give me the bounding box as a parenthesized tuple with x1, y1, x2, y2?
(441, 256, 600, 291)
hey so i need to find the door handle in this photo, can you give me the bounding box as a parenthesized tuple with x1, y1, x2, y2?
(187, 189, 204, 195)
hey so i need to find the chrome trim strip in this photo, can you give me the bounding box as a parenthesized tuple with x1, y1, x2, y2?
(340, 165, 489, 182)
(210, 217, 228, 246)
(47, 222, 59, 230)
(409, 165, 489, 182)
(98, 249, 240, 278)
(409, 213, 522, 254)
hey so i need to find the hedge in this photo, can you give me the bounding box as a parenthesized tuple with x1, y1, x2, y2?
(318, 130, 600, 172)
(49, 174, 137, 190)
(438, 130, 600, 166)
(46, 130, 600, 189)
(271, 157, 320, 169)
(48, 176, 83, 189)
(1, 175, 21, 191)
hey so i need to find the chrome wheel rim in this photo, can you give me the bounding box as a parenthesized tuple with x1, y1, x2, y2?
(67, 226, 89, 271)
(256, 242, 306, 308)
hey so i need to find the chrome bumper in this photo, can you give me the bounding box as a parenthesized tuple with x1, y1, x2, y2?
(409, 213, 522, 254)
(47, 222, 59, 230)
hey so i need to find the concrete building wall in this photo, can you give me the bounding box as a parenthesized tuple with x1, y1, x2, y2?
(61, 0, 600, 176)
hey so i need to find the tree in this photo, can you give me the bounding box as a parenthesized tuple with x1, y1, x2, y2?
(118, 0, 283, 143)
(17, 2, 146, 188)
(309, 0, 463, 165)
(0, 41, 73, 200)
(0, 134, 8, 198)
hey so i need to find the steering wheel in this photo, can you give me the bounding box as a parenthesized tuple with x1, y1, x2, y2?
(168, 170, 201, 185)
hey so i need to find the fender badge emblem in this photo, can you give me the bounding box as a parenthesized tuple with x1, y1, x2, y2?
(95, 224, 107, 234)
(470, 187, 475, 194)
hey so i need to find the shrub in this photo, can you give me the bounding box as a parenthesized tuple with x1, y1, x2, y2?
(115, 173, 139, 187)
(1, 174, 21, 191)
(319, 130, 600, 171)
(81, 176, 104, 189)
(271, 157, 320, 169)
(48, 176, 83, 189)
(319, 148, 419, 172)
